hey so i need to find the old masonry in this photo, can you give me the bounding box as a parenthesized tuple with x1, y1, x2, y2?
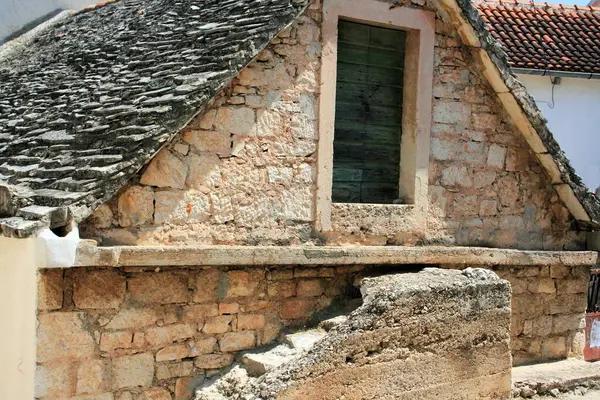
(0, 0, 599, 399)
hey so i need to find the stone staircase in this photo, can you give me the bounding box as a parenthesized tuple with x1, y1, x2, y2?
(194, 325, 335, 399)
(193, 268, 513, 400)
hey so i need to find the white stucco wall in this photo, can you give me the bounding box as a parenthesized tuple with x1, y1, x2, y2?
(0, 0, 97, 42)
(517, 74, 600, 192)
(0, 236, 46, 400)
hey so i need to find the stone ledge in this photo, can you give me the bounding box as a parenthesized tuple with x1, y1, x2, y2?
(513, 359, 600, 397)
(72, 241, 598, 268)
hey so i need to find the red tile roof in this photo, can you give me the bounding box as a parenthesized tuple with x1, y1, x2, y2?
(476, 0, 600, 73)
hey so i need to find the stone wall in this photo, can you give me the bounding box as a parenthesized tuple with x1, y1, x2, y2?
(35, 262, 590, 398)
(80, 0, 583, 250)
(495, 265, 589, 366)
(443, 263, 589, 366)
(34, 264, 364, 400)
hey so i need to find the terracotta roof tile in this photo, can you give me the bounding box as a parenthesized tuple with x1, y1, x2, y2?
(477, 0, 600, 73)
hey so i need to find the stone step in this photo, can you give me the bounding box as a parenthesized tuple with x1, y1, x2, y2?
(319, 315, 348, 331)
(513, 359, 600, 398)
(284, 329, 326, 352)
(242, 344, 298, 377)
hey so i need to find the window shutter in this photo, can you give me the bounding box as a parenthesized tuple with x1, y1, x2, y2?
(332, 20, 406, 204)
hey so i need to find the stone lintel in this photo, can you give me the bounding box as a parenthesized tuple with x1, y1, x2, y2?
(73, 241, 598, 268)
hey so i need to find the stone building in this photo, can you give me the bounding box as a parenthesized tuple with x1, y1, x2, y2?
(0, 0, 599, 398)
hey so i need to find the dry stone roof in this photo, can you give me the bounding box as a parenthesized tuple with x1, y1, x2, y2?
(0, 0, 309, 237)
(0, 0, 599, 237)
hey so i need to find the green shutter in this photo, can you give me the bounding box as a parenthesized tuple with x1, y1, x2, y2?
(332, 20, 406, 204)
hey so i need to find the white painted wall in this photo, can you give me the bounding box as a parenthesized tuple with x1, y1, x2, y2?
(517, 74, 600, 192)
(0, 236, 46, 400)
(0, 0, 97, 42)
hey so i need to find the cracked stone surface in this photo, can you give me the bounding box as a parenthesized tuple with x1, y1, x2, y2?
(0, 0, 309, 236)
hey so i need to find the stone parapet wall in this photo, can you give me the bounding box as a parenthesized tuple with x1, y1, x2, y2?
(443, 263, 589, 366)
(495, 265, 589, 366)
(34, 264, 364, 400)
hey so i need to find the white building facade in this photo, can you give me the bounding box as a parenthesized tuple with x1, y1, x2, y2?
(517, 73, 600, 192)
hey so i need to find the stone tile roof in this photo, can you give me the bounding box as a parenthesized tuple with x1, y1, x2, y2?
(0, 0, 309, 237)
(477, 0, 600, 73)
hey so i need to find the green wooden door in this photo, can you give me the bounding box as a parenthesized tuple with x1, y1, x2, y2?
(332, 20, 406, 204)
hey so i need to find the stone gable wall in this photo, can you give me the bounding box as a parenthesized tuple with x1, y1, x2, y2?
(80, 0, 584, 250)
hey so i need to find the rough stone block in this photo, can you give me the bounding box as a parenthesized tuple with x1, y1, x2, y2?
(280, 298, 316, 320)
(145, 324, 195, 347)
(550, 265, 570, 279)
(532, 316, 553, 336)
(175, 377, 204, 400)
(156, 361, 193, 380)
(219, 331, 256, 352)
(106, 308, 158, 330)
(182, 304, 219, 322)
(203, 315, 233, 334)
(553, 314, 584, 334)
(156, 344, 190, 362)
(73, 269, 126, 309)
(219, 302, 240, 314)
(433, 100, 469, 124)
(479, 199, 498, 217)
(38, 269, 63, 310)
(268, 269, 294, 280)
(194, 353, 235, 370)
(100, 331, 133, 352)
(528, 279, 556, 294)
(182, 130, 231, 156)
(38, 312, 95, 362)
(87, 204, 113, 229)
(557, 279, 586, 295)
(142, 387, 172, 400)
(111, 353, 154, 389)
(154, 190, 210, 224)
(189, 337, 218, 356)
(118, 185, 154, 227)
(214, 107, 255, 135)
(185, 153, 222, 189)
(77, 359, 110, 395)
(441, 165, 472, 188)
(198, 109, 217, 130)
(487, 144, 506, 169)
(140, 149, 188, 189)
(35, 362, 77, 398)
(541, 336, 567, 359)
(129, 273, 190, 304)
(296, 279, 325, 297)
(237, 314, 266, 330)
(267, 280, 296, 298)
(193, 269, 221, 303)
(226, 270, 259, 298)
